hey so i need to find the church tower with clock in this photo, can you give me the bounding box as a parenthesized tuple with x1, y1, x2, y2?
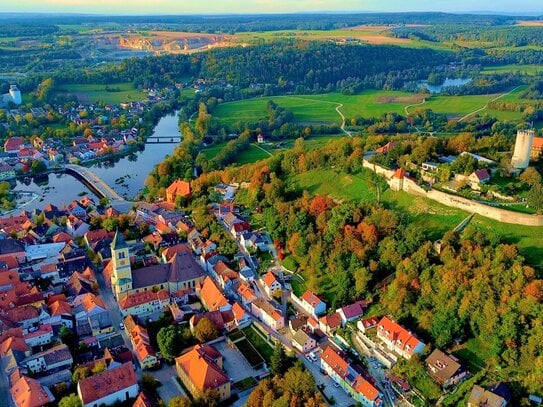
(110, 230, 132, 301)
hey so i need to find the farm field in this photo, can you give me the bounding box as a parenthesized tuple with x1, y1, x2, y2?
(56, 82, 147, 105)
(292, 168, 543, 269)
(481, 64, 543, 76)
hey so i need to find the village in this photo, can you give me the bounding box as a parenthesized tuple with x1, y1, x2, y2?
(0, 167, 516, 407)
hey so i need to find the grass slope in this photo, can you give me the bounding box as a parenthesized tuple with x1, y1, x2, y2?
(292, 168, 543, 268)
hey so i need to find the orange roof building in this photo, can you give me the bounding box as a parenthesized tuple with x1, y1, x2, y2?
(199, 276, 230, 312)
(10, 375, 54, 407)
(321, 346, 382, 406)
(175, 344, 230, 401)
(376, 316, 425, 360)
(166, 179, 191, 204)
(118, 289, 170, 317)
(77, 363, 138, 407)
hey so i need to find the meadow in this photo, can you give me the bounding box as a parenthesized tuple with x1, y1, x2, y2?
(200, 143, 271, 165)
(481, 64, 543, 76)
(213, 89, 527, 127)
(56, 82, 147, 105)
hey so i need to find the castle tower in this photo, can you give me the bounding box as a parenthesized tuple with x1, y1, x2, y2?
(110, 230, 132, 301)
(511, 129, 535, 169)
(8, 85, 22, 105)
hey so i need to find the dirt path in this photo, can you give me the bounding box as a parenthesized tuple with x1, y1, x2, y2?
(404, 98, 426, 116)
(278, 95, 353, 137)
(458, 85, 523, 122)
(252, 143, 273, 157)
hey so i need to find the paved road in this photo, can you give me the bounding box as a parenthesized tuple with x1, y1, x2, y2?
(154, 365, 186, 404)
(95, 270, 141, 373)
(0, 359, 14, 407)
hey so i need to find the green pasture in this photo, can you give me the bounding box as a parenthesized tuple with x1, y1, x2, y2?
(482, 65, 543, 76)
(56, 82, 147, 105)
(200, 143, 271, 165)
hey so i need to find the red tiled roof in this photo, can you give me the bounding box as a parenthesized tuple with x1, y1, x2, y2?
(353, 375, 380, 402)
(166, 179, 191, 197)
(10, 375, 53, 407)
(263, 271, 278, 288)
(319, 312, 342, 329)
(78, 363, 137, 405)
(118, 290, 169, 310)
(377, 316, 423, 356)
(532, 137, 543, 149)
(200, 277, 228, 311)
(321, 346, 349, 379)
(301, 290, 323, 308)
(393, 168, 406, 179)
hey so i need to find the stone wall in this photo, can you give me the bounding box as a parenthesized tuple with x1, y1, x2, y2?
(362, 160, 543, 227)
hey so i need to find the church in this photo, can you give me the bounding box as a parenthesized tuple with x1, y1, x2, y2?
(106, 231, 205, 302)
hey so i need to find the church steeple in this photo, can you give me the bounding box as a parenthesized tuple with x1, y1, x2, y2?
(110, 230, 132, 300)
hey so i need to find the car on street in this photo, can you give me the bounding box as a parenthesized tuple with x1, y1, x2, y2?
(119, 322, 125, 330)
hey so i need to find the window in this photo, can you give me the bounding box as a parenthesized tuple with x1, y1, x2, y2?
(118, 251, 126, 260)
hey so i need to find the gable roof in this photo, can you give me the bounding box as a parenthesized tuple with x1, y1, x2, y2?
(319, 312, 342, 329)
(10, 375, 54, 407)
(119, 290, 169, 310)
(78, 362, 137, 404)
(321, 346, 350, 379)
(166, 179, 191, 197)
(263, 271, 279, 288)
(169, 250, 205, 283)
(199, 277, 229, 311)
(426, 349, 463, 384)
(377, 316, 424, 356)
(301, 290, 324, 308)
(532, 136, 543, 149)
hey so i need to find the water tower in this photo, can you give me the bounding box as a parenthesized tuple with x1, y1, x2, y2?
(511, 129, 535, 169)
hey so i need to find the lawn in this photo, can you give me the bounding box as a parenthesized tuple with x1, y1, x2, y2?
(242, 325, 274, 363)
(56, 82, 147, 105)
(422, 94, 500, 118)
(290, 276, 307, 297)
(292, 168, 377, 202)
(234, 377, 258, 392)
(232, 338, 265, 369)
(452, 337, 493, 373)
(482, 64, 543, 76)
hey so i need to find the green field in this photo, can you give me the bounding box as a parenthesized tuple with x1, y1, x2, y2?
(213, 89, 528, 126)
(201, 143, 272, 165)
(213, 90, 417, 126)
(56, 82, 147, 105)
(482, 64, 543, 76)
(242, 325, 274, 363)
(292, 168, 543, 268)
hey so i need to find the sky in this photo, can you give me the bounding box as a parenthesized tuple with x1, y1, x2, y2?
(1, 0, 541, 15)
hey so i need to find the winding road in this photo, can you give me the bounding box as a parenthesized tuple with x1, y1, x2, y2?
(457, 85, 524, 122)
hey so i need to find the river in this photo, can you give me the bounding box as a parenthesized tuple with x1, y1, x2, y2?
(10, 111, 181, 212)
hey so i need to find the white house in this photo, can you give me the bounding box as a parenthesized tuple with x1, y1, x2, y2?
(376, 317, 425, 360)
(251, 298, 284, 331)
(262, 271, 282, 297)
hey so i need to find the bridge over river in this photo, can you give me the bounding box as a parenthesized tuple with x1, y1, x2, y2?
(64, 164, 125, 202)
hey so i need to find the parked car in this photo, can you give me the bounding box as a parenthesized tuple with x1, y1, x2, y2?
(119, 322, 125, 330)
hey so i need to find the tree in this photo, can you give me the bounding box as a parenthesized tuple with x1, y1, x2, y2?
(30, 160, 47, 175)
(270, 342, 289, 375)
(58, 394, 82, 407)
(527, 182, 543, 213)
(60, 325, 76, 351)
(157, 325, 191, 362)
(168, 396, 191, 407)
(520, 167, 542, 187)
(193, 317, 219, 343)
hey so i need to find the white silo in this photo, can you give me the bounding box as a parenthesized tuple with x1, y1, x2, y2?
(511, 129, 535, 169)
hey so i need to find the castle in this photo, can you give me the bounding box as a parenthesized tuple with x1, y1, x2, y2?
(0, 85, 22, 108)
(107, 230, 205, 301)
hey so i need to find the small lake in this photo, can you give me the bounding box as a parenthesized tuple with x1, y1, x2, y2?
(417, 78, 472, 93)
(9, 111, 182, 212)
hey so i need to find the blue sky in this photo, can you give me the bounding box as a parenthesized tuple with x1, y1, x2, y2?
(3, 0, 541, 14)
